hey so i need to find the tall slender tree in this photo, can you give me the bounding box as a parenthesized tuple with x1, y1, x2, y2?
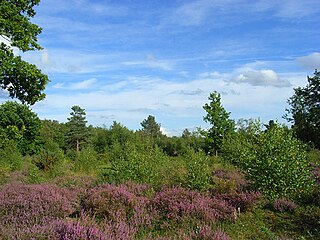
(202, 91, 235, 154)
(65, 106, 89, 152)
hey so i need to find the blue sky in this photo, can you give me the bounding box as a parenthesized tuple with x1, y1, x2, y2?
(2, 0, 320, 135)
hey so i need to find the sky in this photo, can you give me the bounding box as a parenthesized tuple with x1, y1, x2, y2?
(2, 0, 320, 136)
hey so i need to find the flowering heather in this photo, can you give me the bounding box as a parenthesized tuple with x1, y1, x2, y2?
(193, 226, 231, 240)
(216, 191, 262, 212)
(273, 198, 298, 212)
(54, 213, 106, 240)
(311, 162, 320, 185)
(151, 186, 235, 224)
(0, 183, 81, 239)
(213, 169, 249, 192)
(82, 182, 153, 230)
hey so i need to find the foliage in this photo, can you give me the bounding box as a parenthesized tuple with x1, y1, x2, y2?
(223, 121, 314, 200)
(272, 198, 297, 213)
(202, 91, 235, 154)
(152, 186, 235, 224)
(0, 140, 23, 171)
(184, 149, 211, 191)
(39, 119, 66, 149)
(140, 115, 162, 139)
(102, 142, 167, 185)
(65, 106, 90, 152)
(0, 183, 81, 239)
(32, 140, 65, 171)
(0, 0, 49, 104)
(0, 101, 41, 154)
(285, 70, 320, 148)
(73, 147, 99, 173)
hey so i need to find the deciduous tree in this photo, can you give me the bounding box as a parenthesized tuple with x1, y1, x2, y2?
(285, 70, 320, 148)
(0, 0, 49, 104)
(202, 91, 235, 154)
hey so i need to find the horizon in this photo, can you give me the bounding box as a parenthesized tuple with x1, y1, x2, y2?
(1, 0, 319, 136)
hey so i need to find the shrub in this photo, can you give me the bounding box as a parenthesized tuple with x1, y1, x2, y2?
(273, 198, 297, 212)
(216, 191, 262, 213)
(0, 183, 81, 239)
(212, 169, 249, 193)
(184, 149, 211, 191)
(103, 142, 167, 185)
(223, 123, 314, 200)
(193, 226, 231, 240)
(32, 140, 65, 171)
(151, 186, 234, 224)
(0, 140, 23, 171)
(82, 182, 152, 226)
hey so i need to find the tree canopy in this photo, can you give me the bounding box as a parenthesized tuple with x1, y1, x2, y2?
(140, 115, 162, 138)
(0, 0, 49, 105)
(285, 70, 320, 148)
(65, 106, 89, 152)
(0, 101, 41, 154)
(202, 91, 235, 154)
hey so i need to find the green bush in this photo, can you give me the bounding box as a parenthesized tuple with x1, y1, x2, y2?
(184, 149, 211, 191)
(32, 140, 65, 171)
(223, 123, 314, 200)
(74, 147, 99, 173)
(0, 141, 23, 171)
(101, 142, 167, 186)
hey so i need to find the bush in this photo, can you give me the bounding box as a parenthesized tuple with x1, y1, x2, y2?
(0, 183, 81, 239)
(151, 186, 234, 224)
(0, 140, 23, 171)
(273, 198, 297, 212)
(184, 149, 211, 191)
(32, 140, 65, 171)
(223, 123, 314, 200)
(103, 142, 167, 185)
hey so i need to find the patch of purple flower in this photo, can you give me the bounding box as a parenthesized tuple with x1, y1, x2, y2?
(273, 198, 298, 212)
(216, 191, 262, 212)
(151, 186, 235, 224)
(0, 183, 81, 239)
(311, 162, 320, 185)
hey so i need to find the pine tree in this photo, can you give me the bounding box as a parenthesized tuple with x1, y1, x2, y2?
(65, 106, 89, 152)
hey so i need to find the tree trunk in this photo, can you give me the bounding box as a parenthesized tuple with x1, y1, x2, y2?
(76, 139, 79, 152)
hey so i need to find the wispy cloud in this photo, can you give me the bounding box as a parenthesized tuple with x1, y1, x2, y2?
(52, 78, 97, 90)
(296, 52, 320, 70)
(123, 54, 173, 71)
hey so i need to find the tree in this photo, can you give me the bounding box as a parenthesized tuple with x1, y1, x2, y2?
(0, 101, 41, 154)
(140, 115, 162, 138)
(202, 91, 235, 154)
(285, 70, 320, 148)
(0, 0, 49, 105)
(65, 106, 89, 152)
(223, 122, 314, 200)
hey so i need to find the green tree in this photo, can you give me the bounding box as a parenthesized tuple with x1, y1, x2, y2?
(0, 101, 41, 154)
(202, 91, 235, 154)
(140, 115, 162, 138)
(0, 0, 49, 104)
(65, 106, 89, 152)
(223, 121, 314, 200)
(285, 70, 320, 149)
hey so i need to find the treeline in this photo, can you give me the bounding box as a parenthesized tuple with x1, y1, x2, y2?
(0, 70, 319, 202)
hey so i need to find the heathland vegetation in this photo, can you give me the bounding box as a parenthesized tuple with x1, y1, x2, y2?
(1, 1, 320, 239)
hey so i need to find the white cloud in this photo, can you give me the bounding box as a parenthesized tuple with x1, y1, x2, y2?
(233, 69, 291, 87)
(296, 52, 320, 70)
